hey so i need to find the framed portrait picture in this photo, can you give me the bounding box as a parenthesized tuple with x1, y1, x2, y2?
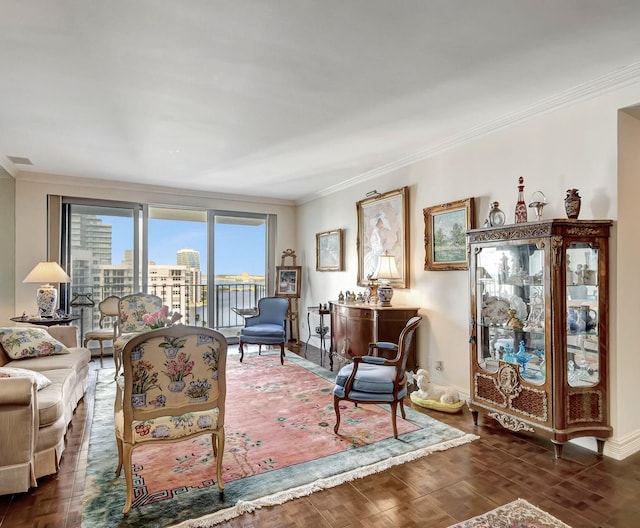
(423, 197, 475, 271)
(275, 266, 302, 298)
(356, 187, 409, 287)
(316, 229, 344, 271)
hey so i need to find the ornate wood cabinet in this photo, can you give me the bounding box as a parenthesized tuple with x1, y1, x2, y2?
(330, 301, 419, 372)
(467, 219, 612, 458)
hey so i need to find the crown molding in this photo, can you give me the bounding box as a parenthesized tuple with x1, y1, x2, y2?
(16, 172, 296, 207)
(0, 154, 17, 178)
(302, 61, 640, 204)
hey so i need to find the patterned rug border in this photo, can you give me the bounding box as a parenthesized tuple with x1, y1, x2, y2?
(447, 498, 572, 528)
(83, 349, 478, 527)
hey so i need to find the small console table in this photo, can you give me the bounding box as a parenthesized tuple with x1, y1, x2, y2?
(329, 301, 420, 372)
(306, 306, 332, 369)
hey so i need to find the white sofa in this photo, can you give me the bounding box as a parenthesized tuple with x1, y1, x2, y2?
(0, 325, 90, 495)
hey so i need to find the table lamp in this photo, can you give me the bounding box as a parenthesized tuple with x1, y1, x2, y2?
(23, 262, 71, 317)
(374, 252, 399, 307)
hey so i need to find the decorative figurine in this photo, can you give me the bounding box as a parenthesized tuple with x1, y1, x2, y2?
(506, 309, 524, 330)
(515, 176, 528, 223)
(409, 369, 464, 413)
(338, 291, 345, 302)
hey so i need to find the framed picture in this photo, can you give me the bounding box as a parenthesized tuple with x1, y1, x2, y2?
(316, 229, 344, 271)
(423, 197, 475, 271)
(275, 266, 302, 298)
(356, 187, 409, 287)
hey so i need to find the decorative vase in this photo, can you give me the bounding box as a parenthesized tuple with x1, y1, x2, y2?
(163, 347, 180, 359)
(168, 380, 186, 392)
(565, 189, 581, 219)
(131, 393, 147, 408)
(487, 202, 505, 227)
(514, 177, 528, 223)
(377, 283, 394, 307)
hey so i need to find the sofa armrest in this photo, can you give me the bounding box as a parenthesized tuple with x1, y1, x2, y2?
(46, 325, 79, 348)
(0, 378, 38, 468)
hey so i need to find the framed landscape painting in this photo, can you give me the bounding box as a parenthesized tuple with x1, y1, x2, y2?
(424, 197, 474, 271)
(316, 229, 343, 271)
(356, 187, 409, 287)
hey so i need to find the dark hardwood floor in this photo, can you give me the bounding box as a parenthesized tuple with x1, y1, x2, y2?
(2, 344, 639, 528)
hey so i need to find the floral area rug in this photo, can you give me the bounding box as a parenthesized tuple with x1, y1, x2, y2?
(449, 498, 572, 528)
(82, 350, 477, 527)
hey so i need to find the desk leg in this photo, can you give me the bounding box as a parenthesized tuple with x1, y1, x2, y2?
(304, 312, 312, 358)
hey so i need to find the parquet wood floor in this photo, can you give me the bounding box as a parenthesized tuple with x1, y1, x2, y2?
(1, 346, 639, 527)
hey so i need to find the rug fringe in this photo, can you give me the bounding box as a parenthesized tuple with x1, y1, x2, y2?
(169, 432, 479, 528)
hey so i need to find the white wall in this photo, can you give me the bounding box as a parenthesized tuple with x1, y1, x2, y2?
(297, 81, 640, 459)
(11, 174, 297, 324)
(0, 173, 15, 324)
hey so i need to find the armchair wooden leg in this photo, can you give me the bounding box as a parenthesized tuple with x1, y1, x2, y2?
(400, 399, 406, 419)
(115, 435, 123, 476)
(215, 430, 225, 494)
(279, 343, 285, 365)
(390, 401, 399, 439)
(333, 397, 342, 434)
(239, 341, 245, 363)
(122, 443, 134, 515)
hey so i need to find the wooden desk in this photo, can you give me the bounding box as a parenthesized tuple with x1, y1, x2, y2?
(10, 315, 80, 327)
(329, 301, 419, 372)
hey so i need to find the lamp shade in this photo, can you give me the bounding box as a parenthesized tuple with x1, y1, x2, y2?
(23, 262, 71, 317)
(373, 252, 399, 280)
(23, 262, 71, 284)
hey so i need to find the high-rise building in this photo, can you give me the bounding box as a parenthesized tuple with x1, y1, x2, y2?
(177, 249, 200, 270)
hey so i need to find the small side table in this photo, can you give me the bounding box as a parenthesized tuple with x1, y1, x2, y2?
(10, 315, 80, 327)
(306, 307, 332, 370)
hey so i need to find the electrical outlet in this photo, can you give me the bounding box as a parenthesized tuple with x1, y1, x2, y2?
(435, 360, 443, 371)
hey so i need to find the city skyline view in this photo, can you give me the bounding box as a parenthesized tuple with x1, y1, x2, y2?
(106, 216, 266, 276)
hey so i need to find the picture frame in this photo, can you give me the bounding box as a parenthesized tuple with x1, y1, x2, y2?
(316, 229, 344, 271)
(423, 197, 475, 271)
(356, 187, 409, 287)
(275, 266, 302, 298)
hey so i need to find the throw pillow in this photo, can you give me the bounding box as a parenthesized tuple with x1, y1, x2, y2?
(0, 327, 70, 360)
(0, 366, 52, 391)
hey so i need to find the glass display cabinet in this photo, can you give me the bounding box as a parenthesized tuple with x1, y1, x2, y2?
(467, 219, 612, 458)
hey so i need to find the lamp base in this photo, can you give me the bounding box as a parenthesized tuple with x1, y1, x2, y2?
(36, 284, 57, 318)
(377, 283, 394, 307)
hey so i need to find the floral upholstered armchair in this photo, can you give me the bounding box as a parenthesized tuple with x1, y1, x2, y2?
(112, 293, 163, 377)
(114, 325, 227, 515)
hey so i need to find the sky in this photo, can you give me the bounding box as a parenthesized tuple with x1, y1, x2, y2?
(105, 216, 266, 276)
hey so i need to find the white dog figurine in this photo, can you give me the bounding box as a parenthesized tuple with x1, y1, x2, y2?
(413, 368, 460, 404)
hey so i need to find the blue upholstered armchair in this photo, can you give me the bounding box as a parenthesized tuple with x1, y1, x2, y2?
(238, 297, 289, 365)
(333, 316, 422, 439)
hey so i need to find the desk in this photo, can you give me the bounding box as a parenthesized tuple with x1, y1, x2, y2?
(231, 307, 258, 318)
(306, 307, 331, 369)
(10, 315, 80, 327)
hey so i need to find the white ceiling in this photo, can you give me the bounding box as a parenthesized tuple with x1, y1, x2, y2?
(2, 1, 640, 203)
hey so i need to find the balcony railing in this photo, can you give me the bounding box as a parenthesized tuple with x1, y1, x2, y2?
(66, 282, 267, 344)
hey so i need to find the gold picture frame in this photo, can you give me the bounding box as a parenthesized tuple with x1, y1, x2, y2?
(423, 197, 474, 271)
(356, 187, 409, 287)
(275, 266, 302, 298)
(316, 229, 344, 271)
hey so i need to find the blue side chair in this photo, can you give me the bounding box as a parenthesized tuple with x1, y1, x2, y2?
(238, 297, 289, 365)
(333, 316, 422, 439)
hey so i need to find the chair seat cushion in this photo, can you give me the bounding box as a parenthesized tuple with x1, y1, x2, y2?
(115, 408, 220, 444)
(334, 363, 398, 394)
(241, 324, 285, 339)
(333, 385, 408, 402)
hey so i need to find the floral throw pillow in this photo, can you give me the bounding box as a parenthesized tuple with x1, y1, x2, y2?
(0, 366, 52, 390)
(0, 327, 70, 360)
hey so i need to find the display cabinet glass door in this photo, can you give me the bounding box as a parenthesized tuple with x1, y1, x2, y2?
(474, 242, 546, 385)
(566, 243, 600, 387)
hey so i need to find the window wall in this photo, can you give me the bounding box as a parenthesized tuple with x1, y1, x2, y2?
(59, 198, 270, 342)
